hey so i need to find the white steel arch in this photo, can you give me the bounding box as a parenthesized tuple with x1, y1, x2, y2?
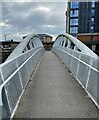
(53, 33, 97, 59)
(6, 33, 43, 62)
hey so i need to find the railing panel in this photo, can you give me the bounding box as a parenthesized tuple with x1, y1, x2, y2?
(2, 88, 11, 118)
(5, 73, 22, 112)
(87, 69, 98, 102)
(80, 54, 92, 65)
(92, 58, 99, 70)
(24, 51, 31, 60)
(77, 63, 89, 87)
(26, 58, 35, 77)
(70, 51, 80, 76)
(1, 61, 17, 81)
(76, 54, 92, 87)
(64, 51, 69, 66)
(70, 57, 79, 76)
(16, 55, 26, 67)
(19, 64, 28, 89)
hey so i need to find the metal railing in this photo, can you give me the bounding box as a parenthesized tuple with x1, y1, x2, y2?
(0, 34, 45, 119)
(52, 33, 99, 109)
(0, 32, 98, 119)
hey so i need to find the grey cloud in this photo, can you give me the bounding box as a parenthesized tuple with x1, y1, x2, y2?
(2, 2, 66, 40)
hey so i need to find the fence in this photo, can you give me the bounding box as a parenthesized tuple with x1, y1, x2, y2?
(52, 46, 99, 109)
(0, 47, 44, 119)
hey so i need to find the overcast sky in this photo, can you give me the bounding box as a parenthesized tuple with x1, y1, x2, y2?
(1, 1, 67, 41)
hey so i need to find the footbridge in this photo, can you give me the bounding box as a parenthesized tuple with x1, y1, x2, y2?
(0, 33, 99, 119)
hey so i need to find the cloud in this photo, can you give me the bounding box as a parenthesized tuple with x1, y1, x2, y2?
(2, 0, 67, 2)
(36, 6, 50, 11)
(1, 2, 67, 41)
(0, 22, 8, 27)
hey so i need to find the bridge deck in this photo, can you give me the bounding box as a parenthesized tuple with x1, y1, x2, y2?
(14, 51, 97, 118)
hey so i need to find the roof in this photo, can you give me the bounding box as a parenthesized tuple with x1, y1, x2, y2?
(0, 41, 20, 43)
(38, 34, 52, 38)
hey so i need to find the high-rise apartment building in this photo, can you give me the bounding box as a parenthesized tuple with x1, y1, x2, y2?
(66, 1, 99, 55)
(66, 1, 99, 36)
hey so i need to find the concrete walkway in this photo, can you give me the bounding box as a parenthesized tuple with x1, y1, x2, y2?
(14, 51, 98, 118)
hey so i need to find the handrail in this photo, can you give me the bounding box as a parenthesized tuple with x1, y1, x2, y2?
(57, 47, 99, 73)
(0, 46, 44, 119)
(0, 47, 42, 106)
(52, 46, 99, 109)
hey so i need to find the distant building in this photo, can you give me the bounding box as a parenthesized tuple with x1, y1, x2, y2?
(66, 1, 99, 55)
(38, 34, 52, 43)
(38, 34, 54, 50)
(78, 33, 99, 55)
(0, 40, 20, 50)
(0, 40, 20, 63)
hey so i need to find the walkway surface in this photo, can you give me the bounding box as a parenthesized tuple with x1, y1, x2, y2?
(14, 51, 98, 118)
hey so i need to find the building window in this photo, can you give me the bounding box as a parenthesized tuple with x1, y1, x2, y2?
(92, 1, 95, 8)
(92, 17, 94, 22)
(70, 11, 73, 17)
(91, 26, 94, 30)
(70, 10, 78, 17)
(70, 27, 78, 33)
(92, 9, 95, 16)
(70, 19, 78, 26)
(91, 17, 94, 25)
(71, 2, 78, 8)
